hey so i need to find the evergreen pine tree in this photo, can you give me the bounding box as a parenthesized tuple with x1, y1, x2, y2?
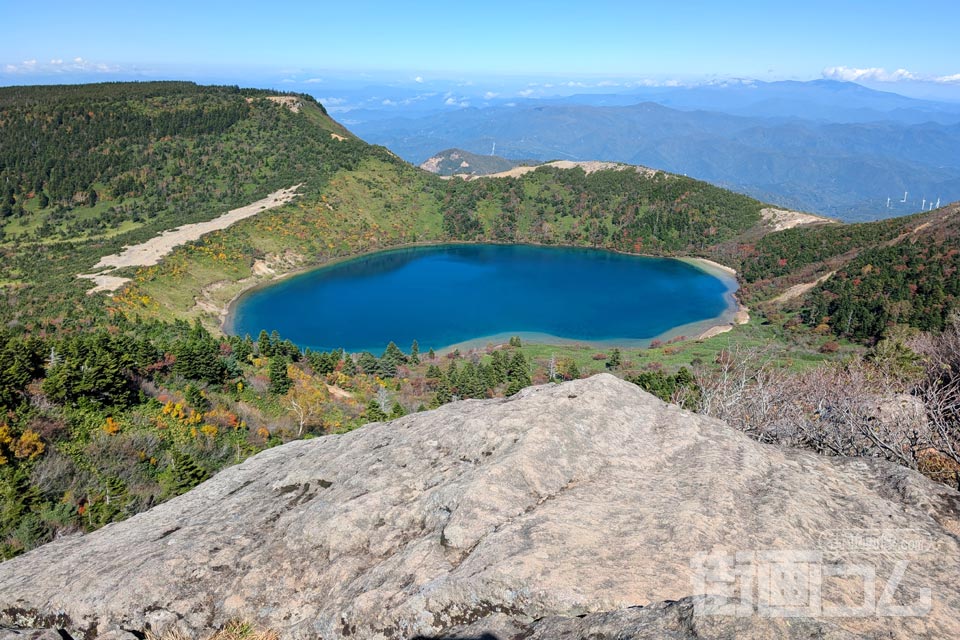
(341, 354, 358, 376)
(608, 348, 622, 369)
(268, 357, 292, 395)
(163, 450, 210, 498)
(365, 399, 387, 422)
(433, 382, 452, 407)
(382, 341, 407, 367)
(410, 340, 420, 365)
(357, 352, 379, 375)
(506, 351, 532, 395)
(257, 330, 273, 357)
(489, 350, 508, 384)
(389, 401, 407, 419)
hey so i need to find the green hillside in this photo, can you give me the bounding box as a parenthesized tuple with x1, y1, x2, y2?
(0, 82, 364, 325)
(730, 204, 960, 341)
(1, 81, 958, 560)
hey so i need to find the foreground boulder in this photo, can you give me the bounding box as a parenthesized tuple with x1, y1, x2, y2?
(1, 374, 959, 639)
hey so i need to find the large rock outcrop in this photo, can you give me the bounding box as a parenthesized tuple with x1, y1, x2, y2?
(1, 374, 959, 639)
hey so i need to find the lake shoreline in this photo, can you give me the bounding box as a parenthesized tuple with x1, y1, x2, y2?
(220, 241, 747, 350)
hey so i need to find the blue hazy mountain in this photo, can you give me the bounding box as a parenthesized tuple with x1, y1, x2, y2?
(349, 81, 960, 220)
(550, 80, 960, 125)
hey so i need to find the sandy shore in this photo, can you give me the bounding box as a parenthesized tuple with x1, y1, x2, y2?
(79, 185, 302, 293)
(677, 256, 738, 277)
(674, 257, 751, 340)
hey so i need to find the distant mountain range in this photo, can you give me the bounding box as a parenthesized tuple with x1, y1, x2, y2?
(350, 80, 960, 220)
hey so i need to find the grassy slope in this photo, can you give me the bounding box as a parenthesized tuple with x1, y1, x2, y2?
(0, 84, 366, 329)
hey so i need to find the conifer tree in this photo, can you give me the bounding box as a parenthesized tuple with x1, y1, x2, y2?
(608, 348, 622, 369)
(257, 330, 273, 357)
(489, 350, 508, 384)
(365, 399, 387, 422)
(433, 382, 452, 407)
(382, 341, 407, 367)
(390, 401, 407, 419)
(506, 351, 532, 395)
(268, 357, 292, 395)
(342, 354, 358, 376)
(357, 352, 379, 375)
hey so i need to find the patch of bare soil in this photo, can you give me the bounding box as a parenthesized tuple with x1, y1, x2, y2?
(761, 207, 833, 232)
(78, 186, 302, 293)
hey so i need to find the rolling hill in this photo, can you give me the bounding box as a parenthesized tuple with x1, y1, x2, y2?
(420, 147, 533, 176)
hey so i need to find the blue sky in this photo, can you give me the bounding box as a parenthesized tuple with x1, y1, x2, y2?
(3, 0, 959, 100)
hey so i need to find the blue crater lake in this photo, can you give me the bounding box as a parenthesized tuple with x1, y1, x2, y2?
(228, 244, 739, 353)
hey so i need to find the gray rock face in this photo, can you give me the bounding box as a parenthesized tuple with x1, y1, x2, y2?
(1, 374, 959, 639)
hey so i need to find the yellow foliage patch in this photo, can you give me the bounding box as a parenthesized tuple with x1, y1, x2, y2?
(12, 429, 45, 460)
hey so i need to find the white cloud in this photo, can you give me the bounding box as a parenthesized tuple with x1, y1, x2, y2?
(316, 97, 346, 106)
(517, 89, 535, 97)
(822, 66, 918, 82)
(483, 91, 499, 99)
(935, 73, 960, 84)
(414, 76, 424, 83)
(303, 77, 324, 84)
(444, 96, 469, 107)
(2, 56, 120, 74)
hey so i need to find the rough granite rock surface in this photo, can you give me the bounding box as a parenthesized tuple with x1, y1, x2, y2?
(1, 374, 959, 639)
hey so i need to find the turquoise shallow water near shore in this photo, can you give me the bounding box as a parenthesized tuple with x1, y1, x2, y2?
(229, 244, 738, 353)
